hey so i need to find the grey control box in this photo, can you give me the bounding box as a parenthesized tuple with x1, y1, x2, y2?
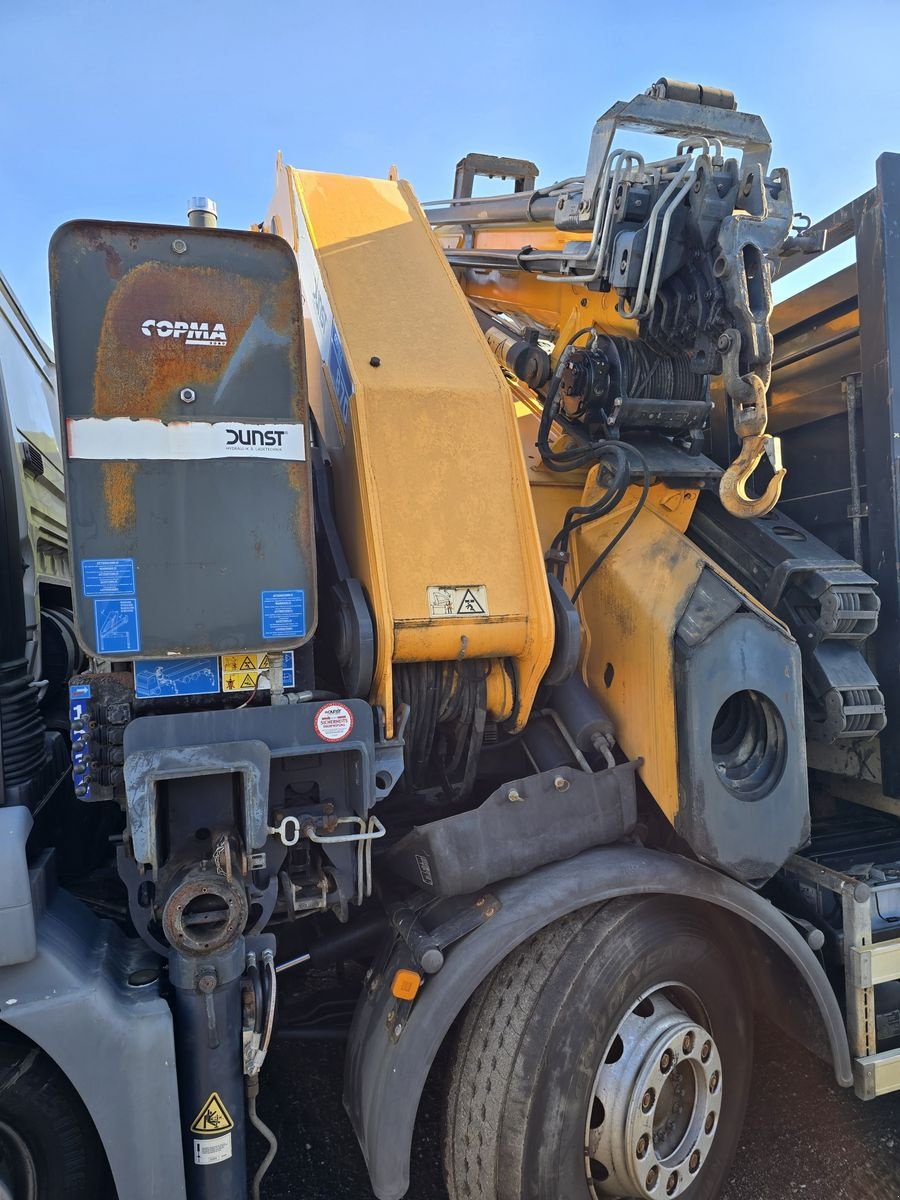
(50, 220, 317, 659)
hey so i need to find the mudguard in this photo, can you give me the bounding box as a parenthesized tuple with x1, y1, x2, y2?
(345, 843, 852, 1200)
(0, 820, 185, 1200)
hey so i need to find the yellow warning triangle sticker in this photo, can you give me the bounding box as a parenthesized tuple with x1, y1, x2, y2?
(239, 673, 257, 688)
(238, 655, 255, 670)
(190, 1091, 234, 1135)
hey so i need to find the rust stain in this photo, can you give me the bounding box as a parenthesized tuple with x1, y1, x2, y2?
(90, 252, 306, 526)
(103, 461, 137, 531)
(286, 461, 311, 539)
(86, 229, 123, 279)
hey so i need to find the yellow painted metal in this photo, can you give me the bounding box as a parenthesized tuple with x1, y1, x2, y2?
(572, 484, 703, 821)
(267, 162, 555, 734)
(436, 224, 634, 343)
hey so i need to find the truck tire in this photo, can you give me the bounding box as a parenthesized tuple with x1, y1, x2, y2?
(444, 897, 752, 1200)
(0, 1040, 104, 1200)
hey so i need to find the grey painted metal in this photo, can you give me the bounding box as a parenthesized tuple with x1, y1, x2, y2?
(123, 735, 272, 869)
(674, 605, 810, 883)
(0, 806, 36, 965)
(50, 220, 316, 659)
(345, 844, 852, 1200)
(0, 861, 186, 1200)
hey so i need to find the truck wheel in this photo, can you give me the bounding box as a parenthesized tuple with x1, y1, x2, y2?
(0, 1041, 104, 1200)
(444, 898, 752, 1200)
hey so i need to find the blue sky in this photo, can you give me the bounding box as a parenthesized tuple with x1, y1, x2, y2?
(3, 0, 898, 343)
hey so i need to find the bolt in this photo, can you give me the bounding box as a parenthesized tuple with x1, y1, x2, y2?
(641, 1087, 656, 1112)
(660, 1049, 674, 1073)
(179, 388, 196, 404)
(554, 776, 569, 791)
(507, 789, 523, 803)
(682, 1032, 695, 1055)
(395, 1023, 403, 1037)
(370, 356, 381, 367)
(666, 1171, 679, 1195)
(700, 1040, 712, 1062)
(197, 969, 218, 994)
(636, 1133, 650, 1159)
(709, 1070, 720, 1094)
(705, 1112, 716, 1134)
(689, 1149, 701, 1173)
(580, 297, 588, 307)
(717, 334, 731, 352)
(646, 1165, 660, 1190)
(172, 238, 187, 255)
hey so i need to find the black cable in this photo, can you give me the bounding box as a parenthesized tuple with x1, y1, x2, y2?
(546, 442, 632, 582)
(570, 445, 651, 604)
(536, 326, 603, 472)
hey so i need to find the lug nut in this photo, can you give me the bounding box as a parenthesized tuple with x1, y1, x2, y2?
(709, 1070, 720, 1094)
(689, 1149, 701, 1173)
(700, 1040, 712, 1062)
(660, 1049, 674, 1073)
(636, 1133, 650, 1159)
(682, 1032, 695, 1055)
(641, 1087, 656, 1112)
(666, 1171, 679, 1194)
(705, 1112, 716, 1134)
(646, 1165, 659, 1190)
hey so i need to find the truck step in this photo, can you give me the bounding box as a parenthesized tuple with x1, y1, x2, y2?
(854, 1047, 900, 1099)
(787, 854, 900, 1099)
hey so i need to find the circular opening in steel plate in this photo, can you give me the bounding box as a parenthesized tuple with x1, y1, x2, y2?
(710, 689, 787, 801)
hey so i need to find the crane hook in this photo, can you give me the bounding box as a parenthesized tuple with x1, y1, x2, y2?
(719, 433, 786, 519)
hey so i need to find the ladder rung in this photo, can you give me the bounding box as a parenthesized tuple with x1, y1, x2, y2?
(849, 939, 900, 987)
(854, 1047, 900, 1099)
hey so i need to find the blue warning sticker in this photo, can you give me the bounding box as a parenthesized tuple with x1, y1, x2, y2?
(261, 590, 306, 640)
(328, 325, 353, 423)
(135, 657, 220, 699)
(82, 558, 136, 598)
(94, 597, 141, 655)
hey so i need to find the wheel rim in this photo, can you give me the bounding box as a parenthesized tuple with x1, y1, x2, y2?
(585, 985, 723, 1198)
(0, 1118, 38, 1200)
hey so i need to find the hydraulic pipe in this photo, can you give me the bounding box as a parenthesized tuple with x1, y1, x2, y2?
(425, 193, 560, 228)
(170, 941, 247, 1200)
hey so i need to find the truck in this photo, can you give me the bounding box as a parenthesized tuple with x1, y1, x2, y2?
(1, 77, 898, 1200)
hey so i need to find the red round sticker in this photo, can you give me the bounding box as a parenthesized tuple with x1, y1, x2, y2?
(313, 702, 354, 743)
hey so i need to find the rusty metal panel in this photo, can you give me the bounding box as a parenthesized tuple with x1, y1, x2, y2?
(50, 220, 316, 659)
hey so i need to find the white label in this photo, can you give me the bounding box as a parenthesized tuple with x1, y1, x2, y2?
(66, 418, 305, 462)
(193, 1132, 232, 1165)
(427, 586, 489, 618)
(314, 702, 355, 743)
(141, 318, 227, 347)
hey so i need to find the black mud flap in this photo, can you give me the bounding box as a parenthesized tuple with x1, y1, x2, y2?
(384, 761, 638, 897)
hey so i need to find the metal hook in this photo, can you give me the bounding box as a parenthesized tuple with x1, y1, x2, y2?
(719, 433, 786, 519)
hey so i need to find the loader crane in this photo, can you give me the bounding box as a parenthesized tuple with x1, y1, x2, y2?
(1, 77, 900, 1200)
